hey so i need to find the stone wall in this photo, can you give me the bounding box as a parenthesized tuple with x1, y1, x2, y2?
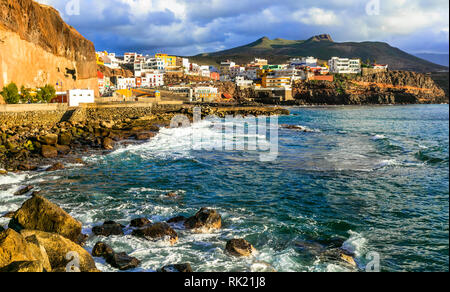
(0, 104, 71, 128)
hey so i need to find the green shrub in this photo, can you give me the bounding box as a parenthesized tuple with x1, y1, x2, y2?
(37, 84, 56, 103)
(1, 83, 20, 104)
(20, 86, 33, 103)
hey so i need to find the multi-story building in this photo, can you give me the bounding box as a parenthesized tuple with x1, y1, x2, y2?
(328, 57, 361, 74)
(290, 57, 318, 67)
(250, 58, 269, 67)
(262, 75, 292, 88)
(220, 60, 236, 75)
(117, 77, 136, 90)
(140, 72, 164, 88)
(210, 72, 220, 81)
(155, 54, 177, 68)
(135, 57, 166, 76)
(230, 66, 245, 78)
(235, 76, 254, 88)
(124, 52, 142, 64)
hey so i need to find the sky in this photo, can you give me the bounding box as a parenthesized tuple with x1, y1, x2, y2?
(37, 0, 449, 57)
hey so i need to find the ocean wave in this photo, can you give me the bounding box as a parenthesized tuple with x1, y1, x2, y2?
(371, 134, 387, 141)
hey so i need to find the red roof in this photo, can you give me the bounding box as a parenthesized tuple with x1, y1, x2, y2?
(222, 93, 232, 99)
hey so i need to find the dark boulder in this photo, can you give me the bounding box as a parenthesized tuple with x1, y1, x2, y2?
(132, 222, 178, 244)
(41, 145, 58, 158)
(130, 218, 151, 228)
(17, 164, 38, 171)
(46, 163, 65, 172)
(102, 137, 115, 150)
(184, 208, 222, 232)
(13, 185, 34, 196)
(158, 263, 193, 272)
(225, 239, 256, 257)
(92, 242, 140, 271)
(167, 216, 186, 224)
(92, 221, 124, 237)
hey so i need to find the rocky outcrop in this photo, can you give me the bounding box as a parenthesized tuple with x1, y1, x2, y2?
(184, 208, 222, 232)
(92, 242, 140, 271)
(225, 239, 256, 257)
(92, 221, 124, 237)
(20, 230, 98, 272)
(0, 229, 51, 272)
(97, 64, 133, 78)
(132, 222, 178, 244)
(292, 71, 448, 105)
(9, 195, 84, 244)
(130, 218, 151, 228)
(0, 0, 98, 94)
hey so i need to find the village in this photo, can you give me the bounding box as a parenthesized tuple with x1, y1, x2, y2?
(92, 51, 389, 105)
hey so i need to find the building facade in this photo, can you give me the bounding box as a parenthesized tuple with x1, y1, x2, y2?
(328, 57, 361, 74)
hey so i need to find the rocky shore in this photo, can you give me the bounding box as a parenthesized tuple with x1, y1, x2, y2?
(0, 105, 289, 172)
(1, 191, 358, 272)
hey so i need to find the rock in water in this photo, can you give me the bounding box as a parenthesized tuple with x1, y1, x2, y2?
(13, 185, 34, 196)
(92, 221, 124, 237)
(132, 222, 178, 244)
(102, 137, 115, 150)
(0, 226, 4, 232)
(46, 163, 65, 172)
(41, 145, 58, 158)
(9, 195, 83, 244)
(0, 229, 51, 272)
(108, 252, 141, 271)
(167, 216, 186, 224)
(0, 261, 44, 272)
(320, 248, 357, 268)
(92, 242, 114, 258)
(130, 218, 151, 228)
(225, 239, 256, 257)
(184, 208, 222, 232)
(92, 242, 140, 271)
(17, 164, 38, 171)
(20, 230, 99, 272)
(158, 263, 193, 272)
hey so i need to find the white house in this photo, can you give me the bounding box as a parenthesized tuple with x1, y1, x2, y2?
(328, 57, 361, 74)
(230, 66, 245, 78)
(117, 77, 136, 90)
(68, 89, 95, 107)
(141, 72, 164, 88)
(235, 76, 253, 88)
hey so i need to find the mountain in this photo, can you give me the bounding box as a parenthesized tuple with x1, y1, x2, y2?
(191, 34, 448, 72)
(414, 53, 449, 68)
(0, 0, 98, 94)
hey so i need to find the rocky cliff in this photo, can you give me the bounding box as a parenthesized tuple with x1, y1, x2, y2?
(0, 0, 98, 94)
(292, 71, 447, 105)
(97, 64, 133, 78)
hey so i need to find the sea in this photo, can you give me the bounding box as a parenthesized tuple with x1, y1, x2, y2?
(1, 104, 448, 272)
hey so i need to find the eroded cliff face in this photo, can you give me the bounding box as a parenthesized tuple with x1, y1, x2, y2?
(293, 71, 448, 105)
(0, 0, 98, 94)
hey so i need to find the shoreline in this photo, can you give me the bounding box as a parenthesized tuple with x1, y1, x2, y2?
(0, 104, 289, 173)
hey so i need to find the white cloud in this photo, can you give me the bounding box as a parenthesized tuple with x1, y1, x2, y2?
(34, 0, 449, 55)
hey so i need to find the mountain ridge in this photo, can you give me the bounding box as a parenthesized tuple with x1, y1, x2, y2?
(191, 34, 448, 72)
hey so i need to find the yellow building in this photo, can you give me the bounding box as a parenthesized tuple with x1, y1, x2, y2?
(96, 52, 105, 66)
(262, 76, 291, 88)
(155, 54, 177, 67)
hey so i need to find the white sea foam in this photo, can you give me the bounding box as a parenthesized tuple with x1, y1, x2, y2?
(371, 134, 387, 141)
(342, 230, 368, 258)
(0, 172, 28, 186)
